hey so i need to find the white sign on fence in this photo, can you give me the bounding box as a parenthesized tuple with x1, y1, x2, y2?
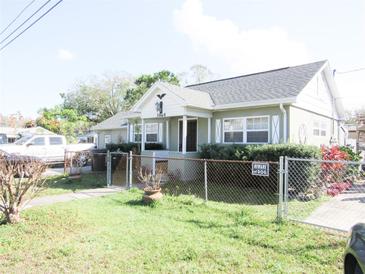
(252, 162, 270, 176)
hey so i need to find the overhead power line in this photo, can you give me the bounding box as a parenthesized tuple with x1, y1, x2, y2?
(0, 0, 37, 36)
(336, 67, 365, 74)
(0, 0, 52, 46)
(0, 0, 64, 52)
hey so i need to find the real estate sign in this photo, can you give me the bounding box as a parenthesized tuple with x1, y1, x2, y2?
(251, 162, 270, 176)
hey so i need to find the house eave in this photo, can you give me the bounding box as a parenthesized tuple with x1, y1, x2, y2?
(212, 97, 297, 111)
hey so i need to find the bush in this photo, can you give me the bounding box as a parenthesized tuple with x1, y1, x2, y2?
(0, 155, 47, 223)
(339, 145, 362, 162)
(145, 143, 164, 150)
(106, 143, 140, 153)
(106, 142, 164, 153)
(199, 144, 321, 161)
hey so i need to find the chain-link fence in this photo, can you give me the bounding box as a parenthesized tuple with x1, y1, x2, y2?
(63, 150, 107, 186)
(128, 154, 279, 210)
(284, 157, 365, 232)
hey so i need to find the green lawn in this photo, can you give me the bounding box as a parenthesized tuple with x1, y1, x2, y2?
(39, 172, 107, 197)
(0, 190, 345, 273)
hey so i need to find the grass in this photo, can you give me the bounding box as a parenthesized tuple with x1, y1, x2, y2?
(0, 190, 345, 273)
(38, 172, 107, 197)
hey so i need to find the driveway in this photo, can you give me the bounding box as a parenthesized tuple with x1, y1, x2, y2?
(304, 185, 365, 232)
(23, 186, 123, 209)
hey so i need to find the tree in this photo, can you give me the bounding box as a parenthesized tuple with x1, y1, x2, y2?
(124, 70, 179, 109)
(179, 64, 218, 86)
(61, 73, 135, 123)
(36, 107, 89, 143)
(0, 155, 46, 224)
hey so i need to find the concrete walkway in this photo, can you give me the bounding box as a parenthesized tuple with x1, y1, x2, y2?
(23, 186, 124, 209)
(304, 186, 365, 232)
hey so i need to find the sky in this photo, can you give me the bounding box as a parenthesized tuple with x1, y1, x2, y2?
(0, 0, 364, 118)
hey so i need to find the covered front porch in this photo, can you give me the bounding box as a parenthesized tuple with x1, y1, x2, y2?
(128, 114, 212, 157)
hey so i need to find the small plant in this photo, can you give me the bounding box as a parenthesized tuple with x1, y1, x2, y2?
(137, 167, 164, 203)
(0, 154, 47, 224)
(137, 167, 163, 191)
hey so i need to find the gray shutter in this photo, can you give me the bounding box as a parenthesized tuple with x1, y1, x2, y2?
(271, 115, 280, 144)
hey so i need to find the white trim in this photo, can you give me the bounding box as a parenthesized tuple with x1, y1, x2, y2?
(158, 123, 163, 143)
(177, 117, 198, 153)
(182, 116, 187, 154)
(166, 120, 169, 149)
(141, 119, 145, 151)
(222, 115, 270, 144)
(214, 97, 297, 111)
(215, 119, 221, 143)
(207, 117, 211, 143)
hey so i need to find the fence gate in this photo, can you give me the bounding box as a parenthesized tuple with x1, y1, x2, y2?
(107, 152, 129, 187)
(282, 157, 365, 232)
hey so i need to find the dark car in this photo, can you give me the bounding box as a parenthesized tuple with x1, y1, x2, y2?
(344, 223, 365, 274)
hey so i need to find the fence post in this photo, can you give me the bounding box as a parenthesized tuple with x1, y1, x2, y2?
(125, 153, 129, 189)
(152, 152, 156, 176)
(277, 156, 284, 220)
(204, 159, 208, 202)
(64, 150, 67, 175)
(129, 151, 133, 189)
(106, 150, 111, 187)
(284, 156, 289, 216)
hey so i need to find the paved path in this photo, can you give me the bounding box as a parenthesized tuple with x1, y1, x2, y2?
(23, 186, 124, 209)
(304, 186, 365, 232)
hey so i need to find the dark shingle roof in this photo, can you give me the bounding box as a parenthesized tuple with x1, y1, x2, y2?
(186, 60, 327, 105)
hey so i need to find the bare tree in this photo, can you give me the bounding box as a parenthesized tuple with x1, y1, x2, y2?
(0, 155, 46, 224)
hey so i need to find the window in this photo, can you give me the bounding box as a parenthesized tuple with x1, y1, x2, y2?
(31, 137, 45, 146)
(104, 135, 111, 145)
(134, 124, 142, 143)
(223, 118, 244, 143)
(246, 116, 269, 143)
(49, 137, 63, 145)
(313, 121, 327, 137)
(145, 123, 158, 143)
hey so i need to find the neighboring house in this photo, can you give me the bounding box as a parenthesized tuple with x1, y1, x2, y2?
(346, 123, 365, 152)
(0, 126, 55, 143)
(93, 60, 345, 157)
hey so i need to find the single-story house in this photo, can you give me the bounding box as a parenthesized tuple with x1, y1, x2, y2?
(93, 60, 345, 159)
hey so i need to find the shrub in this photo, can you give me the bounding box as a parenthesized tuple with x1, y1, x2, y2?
(106, 143, 164, 153)
(145, 143, 164, 150)
(199, 144, 321, 195)
(106, 143, 140, 153)
(0, 155, 47, 224)
(199, 144, 321, 161)
(339, 145, 362, 162)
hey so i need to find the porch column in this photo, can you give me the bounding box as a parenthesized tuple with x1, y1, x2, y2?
(166, 119, 169, 150)
(126, 121, 129, 142)
(141, 119, 145, 152)
(182, 115, 187, 154)
(207, 117, 211, 143)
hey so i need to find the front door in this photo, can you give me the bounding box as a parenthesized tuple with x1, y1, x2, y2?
(179, 119, 197, 152)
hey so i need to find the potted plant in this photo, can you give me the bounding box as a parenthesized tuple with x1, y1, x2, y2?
(138, 167, 163, 203)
